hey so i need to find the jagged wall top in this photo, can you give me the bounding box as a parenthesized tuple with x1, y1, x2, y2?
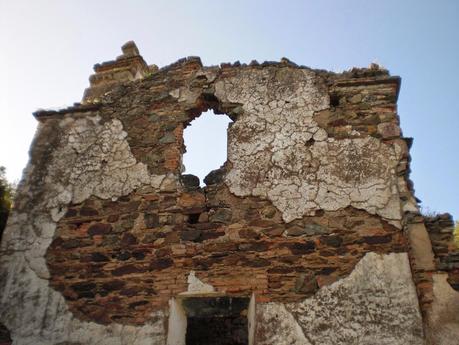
(7, 41, 456, 345)
(82, 41, 158, 103)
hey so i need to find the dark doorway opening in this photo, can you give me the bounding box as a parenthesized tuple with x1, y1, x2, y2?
(183, 297, 249, 345)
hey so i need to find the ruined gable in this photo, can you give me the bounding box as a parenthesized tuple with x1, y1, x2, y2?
(0, 41, 457, 345)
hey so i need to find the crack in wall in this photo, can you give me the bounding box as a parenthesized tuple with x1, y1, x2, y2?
(0, 46, 427, 344)
(215, 68, 403, 225)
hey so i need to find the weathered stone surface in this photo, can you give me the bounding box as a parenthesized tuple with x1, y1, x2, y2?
(287, 223, 327, 236)
(180, 229, 201, 242)
(377, 121, 401, 139)
(180, 174, 200, 190)
(216, 69, 404, 224)
(144, 213, 159, 228)
(209, 208, 233, 223)
(203, 168, 225, 186)
(0, 107, 166, 344)
(424, 213, 459, 290)
(407, 222, 436, 271)
(256, 253, 424, 345)
(1, 42, 450, 344)
(426, 273, 459, 344)
(88, 223, 112, 236)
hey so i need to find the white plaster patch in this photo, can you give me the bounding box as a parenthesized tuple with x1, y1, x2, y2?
(248, 293, 256, 345)
(166, 299, 187, 345)
(0, 115, 167, 344)
(256, 303, 309, 345)
(426, 273, 459, 345)
(256, 253, 424, 345)
(64, 116, 158, 203)
(0, 254, 166, 345)
(182, 271, 216, 295)
(215, 68, 403, 224)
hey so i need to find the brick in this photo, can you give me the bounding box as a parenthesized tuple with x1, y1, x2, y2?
(112, 264, 144, 276)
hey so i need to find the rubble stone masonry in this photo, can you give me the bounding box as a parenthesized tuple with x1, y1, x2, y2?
(0, 42, 457, 344)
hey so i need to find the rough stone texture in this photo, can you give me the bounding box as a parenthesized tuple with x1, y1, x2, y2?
(82, 41, 157, 103)
(46, 196, 407, 325)
(424, 213, 459, 290)
(216, 69, 403, 223)
(184, 271, 216, 295)
(0, 111, 166, 344)
(426, 273, 459, 345)
(255, 253, 424, 345)
(408, 222, 436, 272)
(0, 42, 456, 344)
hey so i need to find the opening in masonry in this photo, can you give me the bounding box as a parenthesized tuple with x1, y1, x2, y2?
(184, 297, 249, 345)
(182, 109, 232, 186)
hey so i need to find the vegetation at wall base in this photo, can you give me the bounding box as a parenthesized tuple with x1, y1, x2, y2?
(0, 166, 15, 239)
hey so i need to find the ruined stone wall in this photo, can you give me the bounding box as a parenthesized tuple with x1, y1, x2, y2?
(425, 213, 459, 290)
(0, 42, 457, 345)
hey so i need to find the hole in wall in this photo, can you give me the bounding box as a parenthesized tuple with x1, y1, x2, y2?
(182, 109, 233, 186)
(329, 93, 340, 107)
(187, 213, 201, 224)
(167, 295, 256, 345)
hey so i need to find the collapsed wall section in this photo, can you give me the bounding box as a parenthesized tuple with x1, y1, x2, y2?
(0, 41, 456, 345)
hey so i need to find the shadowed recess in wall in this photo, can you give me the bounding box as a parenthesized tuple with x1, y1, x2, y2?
(183, 297, 249, 345)
(182, 110, 232, 186)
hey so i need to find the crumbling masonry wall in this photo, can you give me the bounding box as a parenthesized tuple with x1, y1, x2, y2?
(0, 42, 458, 344)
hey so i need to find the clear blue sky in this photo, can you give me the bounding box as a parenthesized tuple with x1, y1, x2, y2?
(1, 0, 458, 220)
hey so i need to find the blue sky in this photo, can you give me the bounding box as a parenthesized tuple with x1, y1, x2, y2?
(1, 0, 458, 220)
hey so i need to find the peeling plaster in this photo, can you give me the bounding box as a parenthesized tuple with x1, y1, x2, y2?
(182, 271, 215, 295)
(215, 68, 403, 224)
(256, 303, 308, 345)
(0, 115, 167, 344)
(256, 253, 424, 345)
(60, 116, 164, 204)
(426, 273, 459, 345)
(0, 57, 428, 344)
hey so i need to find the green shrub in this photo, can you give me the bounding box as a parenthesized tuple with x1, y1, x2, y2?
(0, 166, 15, 239)
(455, 221, 459, 248)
